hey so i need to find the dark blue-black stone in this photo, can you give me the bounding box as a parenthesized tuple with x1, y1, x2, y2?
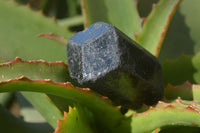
(67, 22, 164, 109)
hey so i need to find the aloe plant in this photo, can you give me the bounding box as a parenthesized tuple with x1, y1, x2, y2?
(0, 0, 200, 132)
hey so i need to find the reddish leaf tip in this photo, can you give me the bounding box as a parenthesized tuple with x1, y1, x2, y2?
(39, 10, 43, 14)
(141, 17, 146, 26)
(52, 16, 56, 21)
(26, 3, 31, 7)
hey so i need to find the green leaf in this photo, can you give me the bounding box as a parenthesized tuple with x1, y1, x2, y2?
(114, 97, 200, 133)
(21, 92, 64, 129)
(115, 98, 200, 133)
(0, 105, 53, 133)
(57, 15, 84, 27)
(136, 0, 181, 56)
(0, 92, 13, 107)
(164, 82, 200, 103)
(179, 0, 200, 53)
(0, 58, 123, 130)
(164, 82, 194, 101)
(0, 0, 72, 62)
(0, 57, 70, 82)
(54, 106, 96, 133)
(0, 58, 71, 128)
(158, 0, 200, 62)
(65, 0, 79, 17)
(162, 53, 200, 85)
(158, 8, 195, 63)
(0, 77, 124, 130)
(81, 0, 141, 39)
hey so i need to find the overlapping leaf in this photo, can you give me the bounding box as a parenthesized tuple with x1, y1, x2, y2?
(0, 77, 124, 130)
(162, 53, 200, 85)
(81, 0, 141, 39)
(136, 0, 181, 56)
(54, 106, 96, 133)
(0, 0, 72, 62)
(130, 99, 200, 133)
(0, 58, 71, 128)
(0, 58, 124, 130)
(164, 81, 200, 102)
(113, 97, 200, 133)
(179, 0, 200, 53)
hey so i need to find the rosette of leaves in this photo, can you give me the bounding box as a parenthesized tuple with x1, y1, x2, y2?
(1, 0, 200, 133)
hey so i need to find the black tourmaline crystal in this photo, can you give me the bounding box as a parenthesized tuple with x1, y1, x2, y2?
(67, 22, 164, 109)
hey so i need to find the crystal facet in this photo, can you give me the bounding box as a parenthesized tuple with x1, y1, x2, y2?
(67, 22, 164, 109)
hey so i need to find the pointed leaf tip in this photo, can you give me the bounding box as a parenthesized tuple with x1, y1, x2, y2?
(54, 106, 95, 133)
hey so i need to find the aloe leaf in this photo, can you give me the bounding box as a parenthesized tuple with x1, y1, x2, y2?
(65, 0, 79, 17)
(0, 57, 70, 82)
(0, 77, 124, 130)
(54, 106, 96, 133)
(158, 0, 200, 62)
(130, 98, 200, 133)
(154, 0, 200, 63)
(158, 9, 195, 63)
(113, 98, 200, 133)
(162, 53, 200, 85)
(21, 92, 64, 129)
(164, 82, 200, 102)
(0, 92, 13, 107)
(0, 0, 72, 62)
(0, 105, 53, 133)
(164, 82, 194, 101)
(179, 0, 200, 53)
(81, 0, 141, 39)
(0, 58, 70, 128)
(136, 0, 181, 56)
(57, 15, 84, 27)
(37, 33, 68, 45)
(0, 58, 123, 129)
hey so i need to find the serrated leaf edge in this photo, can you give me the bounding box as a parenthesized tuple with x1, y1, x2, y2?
(0, 76, 123, 129)
(136, 0, 182, 56)
(133, 97, 200, 118)
(0, 57, 68, 67)
(0, 76, 104, 99)
(54, 110, 68, 133)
